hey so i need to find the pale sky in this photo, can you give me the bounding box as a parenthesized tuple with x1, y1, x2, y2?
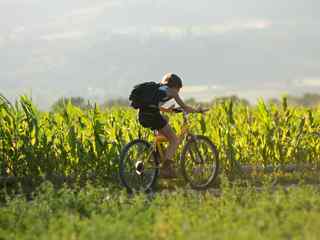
(0, 0, 319, 108)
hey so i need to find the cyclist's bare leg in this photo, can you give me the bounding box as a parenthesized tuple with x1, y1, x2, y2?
(158, 124, 179, 161)
(157, 124, 179, 178)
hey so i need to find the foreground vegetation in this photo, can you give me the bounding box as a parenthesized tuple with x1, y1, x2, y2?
(0, 181, 319, 240)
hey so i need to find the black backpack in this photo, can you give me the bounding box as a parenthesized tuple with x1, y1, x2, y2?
(129, 82, 161, 109)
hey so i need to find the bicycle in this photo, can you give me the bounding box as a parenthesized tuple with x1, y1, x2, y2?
(119, 107, 219, 193)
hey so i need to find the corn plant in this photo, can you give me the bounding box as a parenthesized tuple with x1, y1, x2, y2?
(0, 95, 319, 181)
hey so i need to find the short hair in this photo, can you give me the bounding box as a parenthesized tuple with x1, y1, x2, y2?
(160, 73, 183, 88)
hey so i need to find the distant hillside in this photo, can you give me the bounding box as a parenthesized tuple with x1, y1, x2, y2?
(1, 1, 320, 108)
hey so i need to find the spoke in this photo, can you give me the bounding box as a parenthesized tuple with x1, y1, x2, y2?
(123, 171, 139, 188)
(192, 140, 204, 163)
(188, 143, 197, 162)
(138, 174, 144, 187)
(126, 155, 135, 170)
(120, 141, 158, 192)
(183, 138, 217, 186)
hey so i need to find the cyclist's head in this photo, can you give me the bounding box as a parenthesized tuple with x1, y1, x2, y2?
(160, 73, 183, 90)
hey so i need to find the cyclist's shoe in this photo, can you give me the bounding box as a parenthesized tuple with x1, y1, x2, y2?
(160, 159, 177, 179)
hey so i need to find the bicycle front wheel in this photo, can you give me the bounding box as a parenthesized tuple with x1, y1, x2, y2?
(119, 139, 159, 193)
(180, 135, 219, 190)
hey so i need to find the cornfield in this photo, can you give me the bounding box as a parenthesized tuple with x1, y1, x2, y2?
(0, 95, 319, 181)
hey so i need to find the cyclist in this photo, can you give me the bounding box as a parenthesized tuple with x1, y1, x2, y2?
(137, 73, 199, 178)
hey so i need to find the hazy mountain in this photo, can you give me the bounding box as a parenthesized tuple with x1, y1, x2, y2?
(1, 0, 319, 108)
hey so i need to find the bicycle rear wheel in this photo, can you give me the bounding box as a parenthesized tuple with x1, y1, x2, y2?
(180, 135, 219, 190)
(119, 139, 159, 193)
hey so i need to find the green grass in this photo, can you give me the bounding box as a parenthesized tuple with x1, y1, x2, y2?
(0, 181, 319, 240)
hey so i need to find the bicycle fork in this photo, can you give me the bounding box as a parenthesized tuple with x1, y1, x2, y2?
(135, 143, 162, 176)
(187, 134, 205, 164)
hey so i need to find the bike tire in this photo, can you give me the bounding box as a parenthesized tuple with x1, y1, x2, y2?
(180, 135, 219, 190)
(119, 139, 159, 193)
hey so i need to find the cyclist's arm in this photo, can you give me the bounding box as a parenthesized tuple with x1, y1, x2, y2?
(167, 89, 197, 113)
(159, 107, 172, 112)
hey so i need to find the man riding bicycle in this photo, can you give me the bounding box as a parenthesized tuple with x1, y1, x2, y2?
(130, 73, 200, 178)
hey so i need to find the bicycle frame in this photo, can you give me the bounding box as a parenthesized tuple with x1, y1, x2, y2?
(119, 107, 219, 192)
(153, 111, 191, 162)
(142, 110, 205, 167)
